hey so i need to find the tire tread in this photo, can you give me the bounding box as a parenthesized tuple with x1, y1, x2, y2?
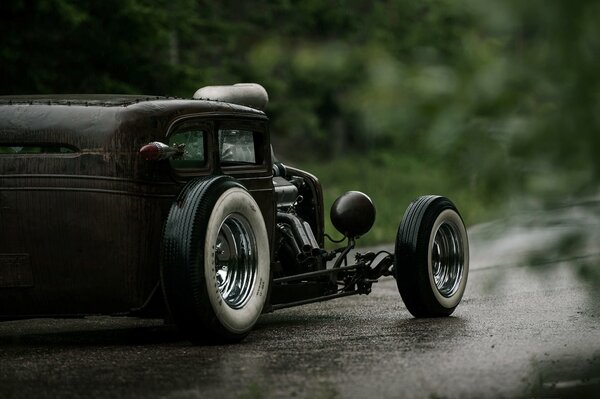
(395, 196, 466, 317)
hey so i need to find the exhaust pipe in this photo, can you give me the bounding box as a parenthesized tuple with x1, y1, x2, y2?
(277, 212, 321, 258)
(277, 223, 307, 262)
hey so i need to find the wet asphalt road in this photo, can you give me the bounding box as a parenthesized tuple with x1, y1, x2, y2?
(1, 202, 599, 399)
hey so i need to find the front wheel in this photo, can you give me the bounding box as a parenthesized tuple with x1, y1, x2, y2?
(395, 196, 469, 317)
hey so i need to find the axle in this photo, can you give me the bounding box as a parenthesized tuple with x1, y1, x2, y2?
(269, 247, 395, 311)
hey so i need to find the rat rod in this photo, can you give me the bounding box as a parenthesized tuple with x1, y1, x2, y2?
(0, 84, 469, 343)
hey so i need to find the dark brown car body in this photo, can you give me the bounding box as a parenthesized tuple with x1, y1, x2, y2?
(0, 88, 471, 342)
(0, 95, 322, 318)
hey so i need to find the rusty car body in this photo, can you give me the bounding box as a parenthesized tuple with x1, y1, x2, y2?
(0, 84, 469, 343)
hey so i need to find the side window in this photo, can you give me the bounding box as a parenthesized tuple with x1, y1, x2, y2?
(0, 145, 76, 154)
(218, 129, 257, 164)
(168, 126, 205, 169)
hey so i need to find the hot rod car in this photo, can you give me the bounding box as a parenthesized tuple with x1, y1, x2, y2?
(0, 84, 469, 343)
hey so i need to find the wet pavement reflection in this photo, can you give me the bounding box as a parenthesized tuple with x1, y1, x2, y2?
(1, 201, 599, 398)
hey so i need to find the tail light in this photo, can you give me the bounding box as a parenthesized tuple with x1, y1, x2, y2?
(139, 142, 183, 161)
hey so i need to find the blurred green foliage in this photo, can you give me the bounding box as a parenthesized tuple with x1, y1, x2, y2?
(1, 0, 599, 243)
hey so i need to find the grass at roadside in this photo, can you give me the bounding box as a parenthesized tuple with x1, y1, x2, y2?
(290, 153, 498, 246)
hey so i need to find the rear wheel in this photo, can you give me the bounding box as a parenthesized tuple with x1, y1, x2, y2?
(395, 196, 469, 317)
(161, 176, 270, 343)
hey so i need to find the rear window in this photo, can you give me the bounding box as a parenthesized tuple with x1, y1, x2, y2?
(168, 127, 205, 169)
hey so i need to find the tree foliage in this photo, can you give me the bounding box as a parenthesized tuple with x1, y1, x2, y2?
(2, 0, 599, 217)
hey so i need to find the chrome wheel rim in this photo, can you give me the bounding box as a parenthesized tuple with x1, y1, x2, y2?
(431, 220, 464, 298)
(214, 213, 257, 309)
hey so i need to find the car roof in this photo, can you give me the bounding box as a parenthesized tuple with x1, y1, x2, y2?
(0, 83, 269, 109)
(0, 94, 168, 106)
(0, 96, 267, 148)
(0, 94, 267, 112)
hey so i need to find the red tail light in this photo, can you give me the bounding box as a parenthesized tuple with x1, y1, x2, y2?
(139, 142, 182, 161)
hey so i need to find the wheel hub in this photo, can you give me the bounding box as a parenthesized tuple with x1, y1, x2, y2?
(431, 220, 464, 298)
(214, 213, 257, 309)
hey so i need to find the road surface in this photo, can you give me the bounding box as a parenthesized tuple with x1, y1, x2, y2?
(0, 201, 599, 398)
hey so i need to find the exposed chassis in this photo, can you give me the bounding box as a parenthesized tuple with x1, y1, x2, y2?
(269, 239, 393, 311)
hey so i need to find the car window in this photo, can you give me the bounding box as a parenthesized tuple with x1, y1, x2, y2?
(0, 145, 76, 154)
(168, 128, 205, 169)
(218, 129, 256, 164)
